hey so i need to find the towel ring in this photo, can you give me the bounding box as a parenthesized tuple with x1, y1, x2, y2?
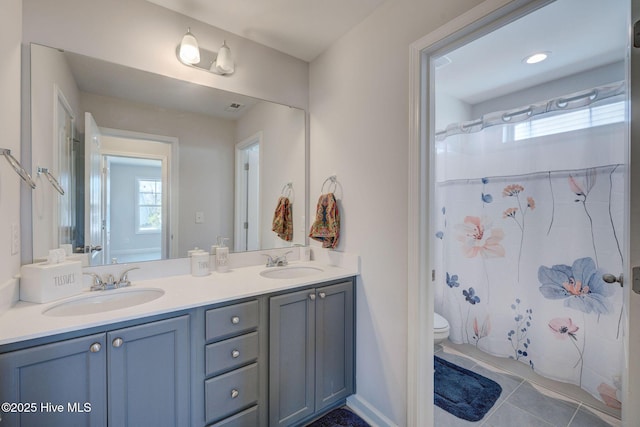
(38, 166, 65, 195)
(321, 175, 338, 194)
(281, 182, 294, 203)
(1, 148, 36, 189)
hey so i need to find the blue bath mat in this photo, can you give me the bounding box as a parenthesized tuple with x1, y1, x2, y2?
(306, 408, 370, 427)
(434, 356, 502, 422)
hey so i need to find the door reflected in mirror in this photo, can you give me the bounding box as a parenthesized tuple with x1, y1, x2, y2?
(29, 43, 306, 266)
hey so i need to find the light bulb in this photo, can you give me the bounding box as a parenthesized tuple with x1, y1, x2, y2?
(179, 28, 200, 64)
(214, 41, 234, 74)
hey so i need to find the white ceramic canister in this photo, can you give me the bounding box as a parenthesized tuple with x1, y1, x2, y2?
(191, 250, 210, 276)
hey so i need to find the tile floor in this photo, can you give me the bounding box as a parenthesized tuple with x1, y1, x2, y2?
(435, 342, 621, 427)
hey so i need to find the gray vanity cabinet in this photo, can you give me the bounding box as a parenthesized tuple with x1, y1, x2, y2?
(0, 333, 107, 427)
(107, 315, 190, 425)
(0, 315, 189, 427)
(269, 279, 354, 427)
(202, 299, 264, 427)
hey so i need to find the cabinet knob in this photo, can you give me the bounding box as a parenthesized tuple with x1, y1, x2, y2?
(318, 292, 326, 299)
(231, 316, 240, 324)
(112, 337, 124, 348)
(231, 349, 240, 358)
(231, 389, 239, 399)
(309, 293, 316, 301)
(89, 342, 102, 353)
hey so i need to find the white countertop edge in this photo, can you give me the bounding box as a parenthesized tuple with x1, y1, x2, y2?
(0, 256, 359, 347)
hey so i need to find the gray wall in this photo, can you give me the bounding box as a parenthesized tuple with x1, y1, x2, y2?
(0, 0, 22, 309)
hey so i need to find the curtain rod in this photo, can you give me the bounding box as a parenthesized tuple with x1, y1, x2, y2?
(435, 81, 625, 142)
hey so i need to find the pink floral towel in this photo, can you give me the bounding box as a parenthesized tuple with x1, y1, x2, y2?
(272, 196, 293, 241)
(309, 193, 340, 249)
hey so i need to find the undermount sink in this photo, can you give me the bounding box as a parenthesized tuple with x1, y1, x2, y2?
(259, 265, 324, 279)
(42, 287, 165, 317)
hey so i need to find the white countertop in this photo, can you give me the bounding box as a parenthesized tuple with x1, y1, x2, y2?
(0, 254, 359, 347)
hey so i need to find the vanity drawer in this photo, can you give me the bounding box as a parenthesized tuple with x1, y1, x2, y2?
(206, 300, 259, 342)
(206, 331, 259, 377)
(208, 405, 258, 427)
(205, 363, 258, 423)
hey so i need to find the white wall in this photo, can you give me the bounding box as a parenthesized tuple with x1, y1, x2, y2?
(309, 0, 484, 425)
(237, 102, 306, 250)
(22, 0, 309, 110)
(0, 0, 23, 311)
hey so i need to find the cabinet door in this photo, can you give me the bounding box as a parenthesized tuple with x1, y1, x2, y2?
(269, 289, 316, 426)
(0, 333, 107, 427)
(108, 315, 189, 426)
(315, 281, 354, 411)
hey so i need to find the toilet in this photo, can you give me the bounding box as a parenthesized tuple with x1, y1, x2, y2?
(434, 312, 450, 344)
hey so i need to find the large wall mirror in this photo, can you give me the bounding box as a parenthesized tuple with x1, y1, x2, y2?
(29, 43, 307, 266)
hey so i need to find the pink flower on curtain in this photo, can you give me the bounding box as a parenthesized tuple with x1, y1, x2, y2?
(569, 169, 599, 265)
(455, 215, 505, 258)
(597, 382, 622, 410)
(548, 317, 579, 340)
(472, 315, 491, 347)
(548, 317, 584, 386)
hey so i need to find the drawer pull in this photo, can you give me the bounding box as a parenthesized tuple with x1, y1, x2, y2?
(231, 349, 240, 358)
(231, 316, 240, 324)
(309, 293, 316, 301)
(89, 342, 102, 353)
(112, 338, 124, 348)
(231, 389, 239, 399)
(319, 292, 326, 299)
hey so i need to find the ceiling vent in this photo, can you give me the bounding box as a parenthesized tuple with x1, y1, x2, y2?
(225, 102, 245, 112)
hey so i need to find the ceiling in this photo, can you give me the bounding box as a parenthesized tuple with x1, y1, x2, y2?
(145, 0, 386, 62)
(61, 0, 627, 121)
(435, 0, 627, 105)
(146, 0, 627, 108)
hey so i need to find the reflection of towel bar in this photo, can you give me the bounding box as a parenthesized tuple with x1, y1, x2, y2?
(280, 182, 294, 203)
(37, 166, 65, 195)
(1, 148, 36, 189)
(321, 175, 337, 194)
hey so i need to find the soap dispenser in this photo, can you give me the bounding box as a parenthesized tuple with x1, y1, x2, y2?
(215, 237, 230, 273)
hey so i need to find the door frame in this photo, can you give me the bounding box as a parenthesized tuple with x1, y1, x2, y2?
(407, 0, 633, 425)
(52, 84, 75, 248)
(234, 132, 262, 252)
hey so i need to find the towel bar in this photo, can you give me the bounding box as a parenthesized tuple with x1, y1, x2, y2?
(1, 148, 36, 189)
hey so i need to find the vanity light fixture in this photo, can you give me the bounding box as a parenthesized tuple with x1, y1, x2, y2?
(523, 51, 550, 64)
(177, 28, 235, 76)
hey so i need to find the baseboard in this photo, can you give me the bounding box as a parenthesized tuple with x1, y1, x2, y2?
(346, 394, 398, 427)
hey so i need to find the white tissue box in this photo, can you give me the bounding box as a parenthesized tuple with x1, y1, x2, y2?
(20, 260, 83, 303)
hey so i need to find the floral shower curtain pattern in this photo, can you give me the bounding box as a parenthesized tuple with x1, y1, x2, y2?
(434, 165, 624, 409)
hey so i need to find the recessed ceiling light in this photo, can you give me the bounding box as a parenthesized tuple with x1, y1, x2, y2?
(523, 52, 550, 64)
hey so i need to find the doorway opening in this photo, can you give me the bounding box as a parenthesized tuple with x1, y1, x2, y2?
(103, 155, 165, 263)
(409, 0, 631, 425)
(97, 127, 175, 264)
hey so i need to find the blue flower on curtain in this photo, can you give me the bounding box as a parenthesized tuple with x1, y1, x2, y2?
(481, 177, 493, 204)
(446, 272, 459, 288)
(463, 287, 480, 305)
(538, 257, 614, 314)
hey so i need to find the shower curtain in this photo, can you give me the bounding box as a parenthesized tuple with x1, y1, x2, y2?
(434, 107, 625, 409)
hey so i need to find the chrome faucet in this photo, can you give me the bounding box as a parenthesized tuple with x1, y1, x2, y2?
(263, 251, 293, 267)
(84, 267, 140, 291)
